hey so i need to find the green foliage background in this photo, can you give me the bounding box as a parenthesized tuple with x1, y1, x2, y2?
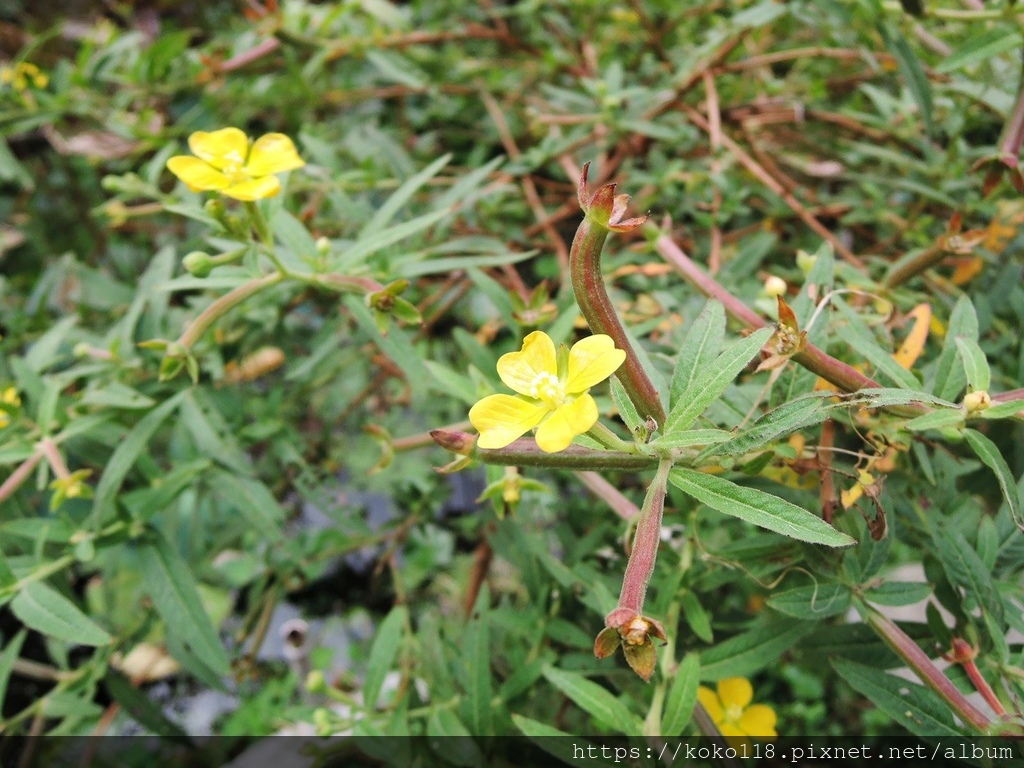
(1, 0, 1023, 754)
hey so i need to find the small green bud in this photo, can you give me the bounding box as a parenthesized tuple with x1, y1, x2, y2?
(182, 251, 214, 278)
(315, 236, 331, 256)
(204, 198, 226, 221)
(305, 670, 326, 694)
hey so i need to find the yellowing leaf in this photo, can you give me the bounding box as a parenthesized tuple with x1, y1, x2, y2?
(892, 304, 930, 370)
(950, 257, 984, 286)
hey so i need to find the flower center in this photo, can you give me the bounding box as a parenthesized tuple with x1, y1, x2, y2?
(724, 703, 744, 724)
(220, 151, 249, 183)
(528, 372, 565, 407)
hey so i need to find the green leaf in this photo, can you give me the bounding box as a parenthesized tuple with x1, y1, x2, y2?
(880, 23, 933, 135)
(542, 665, 640, 733)
(104, 670, 192, 742)
(935, 27, 1021, 73)
(767, 583, 851, 619)
(700, 619, 814, 680)
(980, 400, 1024, 420)
(661, 653, 699, 736)
(649, 429, 732, 450)
(91, 390, 188, 523)
(336, 208, 449, 269)
(363, 605, 408, 711)
(932, 526, 1004, 625)
(79, 382, 156, 410)
(864, 582, 932, 607)
(425, 360, 477, 406)
(426, 710, 480, 767)
(179, 391, 251, 475)
(932, 296, 977, 400)
(964, 429, 1020, 525)
(680, 591, 713, 643)
(669, 467, 855, 547)
(133, 532, 230, 677)
(955, 337, 991, 392)
(11, 581, 112, 646)
(610, 375, 643, 434)
(0, 629, 27, 707)
(669, 299, 725, 410)
(512, 714, 619, 767)
(832, 659, 966, 738)
(463, 584, 493, 736)
(665, 326, 773, 433)
(361, 154, 451, 237)
(346, 296, 433, 385)
(905, 409, 965, 432)
(211, 472, 285, 541)
(834, 299, 919, 389)
(698, 392, 847, 459)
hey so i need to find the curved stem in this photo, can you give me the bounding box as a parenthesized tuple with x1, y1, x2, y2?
(570, 217, 667, 426)
(859, 602, 991, 732)
(178, 271, 285, 349)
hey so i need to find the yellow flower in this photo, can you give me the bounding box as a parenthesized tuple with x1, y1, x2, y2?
(0, 387, 20, 429)
(1, 62, 48, 91)
(698, 677, 777, 738)
(166, 128, 304, 201)
(469, 331, 625, 453)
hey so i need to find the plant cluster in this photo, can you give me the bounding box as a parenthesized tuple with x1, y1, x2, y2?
(1, 0, 1023, 757)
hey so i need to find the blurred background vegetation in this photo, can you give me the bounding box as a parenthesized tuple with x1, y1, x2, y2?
(1, 0, 1023, 759)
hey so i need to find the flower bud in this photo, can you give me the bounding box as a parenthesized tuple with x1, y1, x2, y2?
(182, 251, 214, 278)
(764, 275, 787, 297)
(305, 670, 326, 693)
(963, 390, 990, 414)
(315, 236, 331, 256)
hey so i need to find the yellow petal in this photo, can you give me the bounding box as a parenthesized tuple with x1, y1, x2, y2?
(469, 394, 548, 450)
(719, 723, 746, 737)
(166, 156, 229, 191)
(188, 128, 249, 169)
(697, 685, 723, 724)
(738, 704, 777, 737)
(496, 331, 557, 396)
(221, 176, 282, 201)
(534, 393, 598, 453)
(245, 133, 305, 176)
(565, 334, 626, 393)
(717, 677, 753, 710)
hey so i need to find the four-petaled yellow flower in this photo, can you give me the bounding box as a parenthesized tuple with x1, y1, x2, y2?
(698, 677, 777, 738)
(1, 62, 48, 91)
(166, 127, 304, 201)
(469, 331, 625, 453)
(0, 387, 20, 430)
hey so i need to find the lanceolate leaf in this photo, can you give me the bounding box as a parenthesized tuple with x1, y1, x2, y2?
(964, 429, 1020, 525)
(832, 659, 966, 738)
(670, 467, 855, 547)
(542, 665, 640, 733)
(665, 326, 773, 434)
(670, 299, 725, 409)
(11, 581, 112, 646)
(661, 653, 699, 736)
(133, 532, 230, 677)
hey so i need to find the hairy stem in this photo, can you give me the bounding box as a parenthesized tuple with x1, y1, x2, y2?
(570, 217, 667, 426)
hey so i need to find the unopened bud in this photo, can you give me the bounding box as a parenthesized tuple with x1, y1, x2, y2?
(430, 429, 476, 455)
(305, 670, 326, 693)
(315, 237, 331, 256)
(182, 251, 214, 278)
(963, 390, 990, 414)
(764, 275, 787, 297)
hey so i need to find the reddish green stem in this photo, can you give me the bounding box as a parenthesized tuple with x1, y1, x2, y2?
(616, 459, 671, 614)
(861, 604, 991, 732)
(570, 216, 667, 426)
